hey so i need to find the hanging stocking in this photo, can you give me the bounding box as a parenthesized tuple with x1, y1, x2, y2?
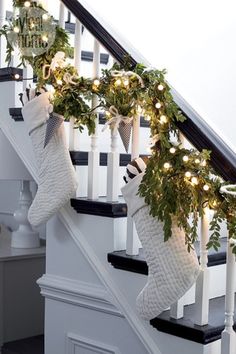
(122, 168, 200, 320)
(22, 92, 78, 227)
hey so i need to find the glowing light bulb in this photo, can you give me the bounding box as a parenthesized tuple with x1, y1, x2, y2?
(160, 115, 168, 124)
(164, 162, 171, 169)
(195, 158, 200, 164)
(13, 27, 20, 33)
(42, 35, 48, 42)
(14, 74, 20, 80)
(115, 79, 122, 86)
(123, 79, 129, 86)
(203, 184, 210, 191)
(155, 102, 162, 109)
(24, 1, 31, 7)
(145, 115, 151, 121)
(105, 111, 111, 118)
(201, 160, 207, 167)
(169, 147, 176, 154)
(30, 23, 35, 29)
(42, 13, 49, 21)
(191, 177, 198, 185)
(57, 79, 62, 85)
(185, 171, 191, 178)
(212, 200, 218, 208)
(158, 84, 164, 91)
(93, 79, 100, 87)
(183, 155, 189, 162)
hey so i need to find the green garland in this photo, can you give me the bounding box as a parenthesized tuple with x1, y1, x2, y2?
(1, 1, 236, 253)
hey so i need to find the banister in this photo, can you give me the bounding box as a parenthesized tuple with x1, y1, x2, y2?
(62, 0, 236, 182)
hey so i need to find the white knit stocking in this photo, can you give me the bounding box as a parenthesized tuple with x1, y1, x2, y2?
(122, 173, 200, 320)
(22, 92, 78, 227)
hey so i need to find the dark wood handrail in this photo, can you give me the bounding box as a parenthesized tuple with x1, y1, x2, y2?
(61, 0, 236, 182)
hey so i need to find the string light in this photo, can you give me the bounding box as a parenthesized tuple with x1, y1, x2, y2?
(185, 171, 192, 178)
(105, 111, 111, 118)
(160, 115, 168, 124)
(201, 160, 207, 167)
(155, 102, 162, 109)
(158, 84, 164, 91)
(93, 79, 100, 87)
(145, 115, 151, 121)
(183, 155, 189, 162)
(115, 78, 122, 86)
(13, 27, 20, 33)
(30, 23, 35, 29)
(195, 158, 200, 164)
(24, 1, 31, 7)
(123, 78, 129, 86)
(191, 177, 199, 185)
(14, 74, 20, 80)
(169, 147, 176, 154)
(203, 184, 210, 191)
(164, 162, 171, 169)
(56, 79, 62, 85)
(42, 13, 49, 21)
(42, 35, 48, 42)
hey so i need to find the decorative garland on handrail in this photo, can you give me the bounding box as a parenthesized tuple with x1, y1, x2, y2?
(1, 0, 236, 252)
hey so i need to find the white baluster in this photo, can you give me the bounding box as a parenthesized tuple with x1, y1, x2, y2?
(107, 129, 119, 202)
(220, 185, 236, 354)
(74, 19, 82, 72)
(0, 0, 6, 68)
(170, 295, 185, 319)
(126, 115, 140, 256)
(23, 64, 33, 91)
(11, 180, 40, 249)
(59, 2, 66, 29)
(194, 206, 210, 325)
(88, 39, 100, 200)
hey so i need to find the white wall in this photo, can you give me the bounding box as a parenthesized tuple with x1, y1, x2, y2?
(77, 0, 236, 153)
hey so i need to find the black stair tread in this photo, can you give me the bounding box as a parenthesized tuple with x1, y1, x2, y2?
(71, 197, 127, 218)
(108, 237, 227, 274)
(2, 335, 44, 354)
(9, 108, 149, 127)
(151, 295, 236, 344)
(70, 151, 149, 166)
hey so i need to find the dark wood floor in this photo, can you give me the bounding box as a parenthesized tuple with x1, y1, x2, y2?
(2, 335, 44, 354)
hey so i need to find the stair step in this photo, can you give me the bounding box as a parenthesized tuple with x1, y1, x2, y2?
(151, 295, 235, 344)
(71, 197, 127, 217)
(107, 237, 227, 274)
(9, 108, 150, 127)
(2, 335, 44, 354)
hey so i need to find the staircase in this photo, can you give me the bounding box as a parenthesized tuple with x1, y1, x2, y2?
(0, 1, 236, 354)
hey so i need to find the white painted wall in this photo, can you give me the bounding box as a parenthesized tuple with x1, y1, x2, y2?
(76, 0, 236, 153)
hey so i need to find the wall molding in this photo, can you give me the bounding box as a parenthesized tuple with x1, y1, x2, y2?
(37, 274, 123, 317)
(67, 332, 121, 354)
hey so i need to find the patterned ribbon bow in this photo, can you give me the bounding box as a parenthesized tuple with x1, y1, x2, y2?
(102, 106, 133, 133)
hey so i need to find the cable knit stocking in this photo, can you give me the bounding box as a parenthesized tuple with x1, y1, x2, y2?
(121, 173, 200, 320)
(22, 92, 78, 227)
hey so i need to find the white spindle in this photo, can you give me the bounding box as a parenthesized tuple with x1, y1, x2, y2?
(194, 207, 210, 325)
(23, 65, 33, 91)
(74, 19, 82, 72)
(88, 39, 100, 200)
(126, 115, 140, 256)
(11, 181, 40, 249)
(107, 129, 119, 201)
(59, 2, 66, 29)
(170, 295, 185, 319)
(0, 0, 6, 68)
(219, 185, 236, 354)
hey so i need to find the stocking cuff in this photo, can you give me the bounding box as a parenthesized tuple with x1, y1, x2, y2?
(22, 92, 53, 134)
(121, 173, 146, 217)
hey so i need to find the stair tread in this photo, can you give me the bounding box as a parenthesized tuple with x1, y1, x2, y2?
(107, 237, 227, 273)
(71, 197, 127, 218)
(9, 108, 149, 127)
(151, 295, 236, 344)
(2, 335, 44, 354)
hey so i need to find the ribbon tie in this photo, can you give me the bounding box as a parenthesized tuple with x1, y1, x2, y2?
(43, 51, 67, 80)
(102, 106, 133, 133)
(111, 70, 144, 88)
